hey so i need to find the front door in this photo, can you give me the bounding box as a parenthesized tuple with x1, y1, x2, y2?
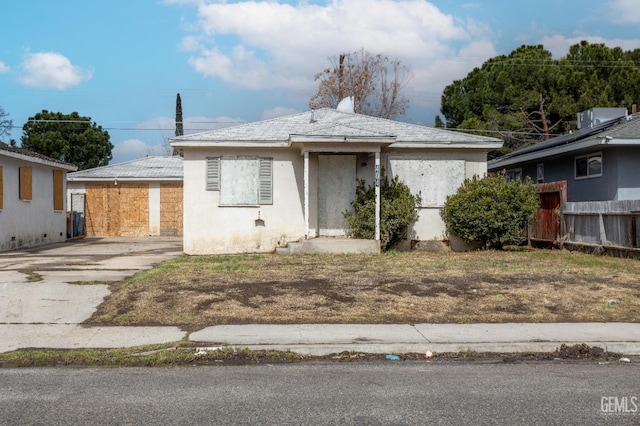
(318, 155, 356, 236)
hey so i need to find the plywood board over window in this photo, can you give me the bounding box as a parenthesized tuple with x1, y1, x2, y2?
(160, 182, 183, 236)
(53, 170, 64, 210)
(19, 167, 32, 201)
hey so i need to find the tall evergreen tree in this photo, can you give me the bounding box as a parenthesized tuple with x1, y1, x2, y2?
(175, 93, 184, 137)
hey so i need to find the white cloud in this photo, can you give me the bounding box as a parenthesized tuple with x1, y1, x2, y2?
(178, 0, 496, 109)
(0, 61, 10, 73)
(261, 107, 301, 120)
(608, 0, 640, 24)
(111, 139, 154, 164)
(540, 34, 640, 58)
(18, 51, 92, 89)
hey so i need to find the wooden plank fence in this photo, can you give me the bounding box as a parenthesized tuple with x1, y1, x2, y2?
(562, 200, 640, 252)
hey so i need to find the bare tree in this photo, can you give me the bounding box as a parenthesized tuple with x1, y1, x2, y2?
(0, 106, 13, 142)
(309, 49, 412, 119)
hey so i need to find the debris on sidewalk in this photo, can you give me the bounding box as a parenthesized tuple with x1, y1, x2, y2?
(385, 354, 400, 361)
(619, 357, 631, 363)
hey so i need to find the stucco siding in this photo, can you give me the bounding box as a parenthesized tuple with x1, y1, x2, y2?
(182, 148, 306, 254)
(0, 156, 68, 251)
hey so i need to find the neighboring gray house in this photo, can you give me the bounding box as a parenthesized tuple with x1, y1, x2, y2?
(488, 109, 640, 202)
(67, 156, 183, 237)
(0, 142, 77, 251)
(171, 107, 502, 255)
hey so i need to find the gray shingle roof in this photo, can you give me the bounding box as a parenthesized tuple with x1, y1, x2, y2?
(67, 156, 183, 181)
(170, 108, 502, 147)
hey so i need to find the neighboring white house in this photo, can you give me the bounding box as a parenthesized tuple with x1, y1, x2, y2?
(171, 108, 502, 255)
(0, 142, 77, 252)
(67, 156, 183, 237)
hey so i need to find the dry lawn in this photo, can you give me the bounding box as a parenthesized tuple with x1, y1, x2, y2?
(88, 248, 640, 329)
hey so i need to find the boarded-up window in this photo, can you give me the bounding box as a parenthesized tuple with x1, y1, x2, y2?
(207, 156, 273, 205)
(388, 157, 465, 207)
(0, 166, 3, 209)
(19, 167, 32, 201)
(53, 170, 64, 210)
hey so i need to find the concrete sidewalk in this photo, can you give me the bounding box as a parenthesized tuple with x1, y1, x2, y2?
(2, 323, 640, 356)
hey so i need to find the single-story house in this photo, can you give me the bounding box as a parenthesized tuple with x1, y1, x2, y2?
(488, 108, 640, 202)
(0, 142, 77, 252)
(170, 107, 502, 255)
(67, 156, 183, 237)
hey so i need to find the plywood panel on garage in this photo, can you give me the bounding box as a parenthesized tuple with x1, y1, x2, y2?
(160, 182, 183, 236)
(85, 183, 149, 237)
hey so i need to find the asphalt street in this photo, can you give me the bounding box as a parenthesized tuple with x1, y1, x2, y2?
(1, 362, 639, 425)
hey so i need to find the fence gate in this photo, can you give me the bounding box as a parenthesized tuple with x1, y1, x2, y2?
(530, 181, 567, 247)
(69, 193, 86, 238)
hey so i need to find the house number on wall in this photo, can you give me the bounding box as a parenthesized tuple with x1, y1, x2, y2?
(375, 164, 380, 187)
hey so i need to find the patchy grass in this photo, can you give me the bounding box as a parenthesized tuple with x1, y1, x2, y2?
(87, 248, 640, 328)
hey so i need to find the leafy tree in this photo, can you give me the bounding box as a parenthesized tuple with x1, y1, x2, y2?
(21, 110, 113, 170)
(343, 168, 421, 251)
(441, 41, 640, 155)
(440, 174, 539, 250)
(0, 106, 12, 142)
(310, 49, 412, 119)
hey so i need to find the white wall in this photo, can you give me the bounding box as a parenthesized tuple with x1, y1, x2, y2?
(181, 147, 490, 254)
(182, 148, 306, 254)
(1, 156, 68, 251)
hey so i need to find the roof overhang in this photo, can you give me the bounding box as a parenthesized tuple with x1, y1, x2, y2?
(290, 134, 395, 154)
(0, 149, 77, 171)
(67, 177, 182, 182)
(389, 141, 504, 149)
(489, 137, 640, 170)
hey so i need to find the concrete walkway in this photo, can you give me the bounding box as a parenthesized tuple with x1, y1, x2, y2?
(1, 323, 640, 356)
(1, 238, 640, 356)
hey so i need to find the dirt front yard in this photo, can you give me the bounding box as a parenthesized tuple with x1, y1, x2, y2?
(88, 248, 640, 329)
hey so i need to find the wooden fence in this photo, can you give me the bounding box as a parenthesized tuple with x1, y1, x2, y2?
(562, 200, 640, 253)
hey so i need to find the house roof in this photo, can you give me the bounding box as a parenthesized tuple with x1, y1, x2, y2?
(0, 142, 77, 171)
(170, 108, 502, 150)
(489, 113, 640, 170)
(67, 156, 183, 181)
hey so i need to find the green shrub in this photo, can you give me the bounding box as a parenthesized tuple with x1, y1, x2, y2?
(344, 168, 421, 251)
(440, 174, 539, 250)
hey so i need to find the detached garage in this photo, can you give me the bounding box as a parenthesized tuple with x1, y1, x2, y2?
(67, 156, 183, 237)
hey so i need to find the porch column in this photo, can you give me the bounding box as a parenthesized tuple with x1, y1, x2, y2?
(375, 151, 380, 241)
(304, 151, 310, 239)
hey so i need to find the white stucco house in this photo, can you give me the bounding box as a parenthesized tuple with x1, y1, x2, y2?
(0, 142, 77, 252)
(170, 108, 502, 255)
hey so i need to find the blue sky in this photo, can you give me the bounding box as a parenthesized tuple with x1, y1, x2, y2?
(2, 0, 640, 163)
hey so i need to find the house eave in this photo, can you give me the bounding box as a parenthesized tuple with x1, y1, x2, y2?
(487, 138, 632, 170)
(67, 177, 183, 182)
(170, 140, 290, 149)
(0, 150, 77, 171)
(389, 142, 504, 149)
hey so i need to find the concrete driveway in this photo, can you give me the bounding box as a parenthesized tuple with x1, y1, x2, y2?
(0, 237, 183, 324)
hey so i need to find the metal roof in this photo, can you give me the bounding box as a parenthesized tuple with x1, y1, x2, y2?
(170, 108, 502, 149)
(67, 156, 183, 181)
(489, 113, 640, 170)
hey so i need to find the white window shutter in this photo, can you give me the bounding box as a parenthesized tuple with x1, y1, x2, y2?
(206, 157, 220, 191)
(258, 158, 273, 204)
